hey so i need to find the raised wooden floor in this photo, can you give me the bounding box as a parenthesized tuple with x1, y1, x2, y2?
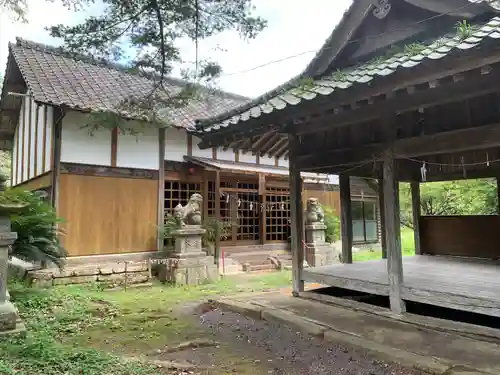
(302, 255, 500, 317)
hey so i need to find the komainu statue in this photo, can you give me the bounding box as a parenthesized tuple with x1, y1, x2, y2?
(305, 197, 324, 224)
(174, 193, 203, 226)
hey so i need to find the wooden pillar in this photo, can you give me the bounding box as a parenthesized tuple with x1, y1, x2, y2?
(202, 170, 209, 224)
(378, 178, 387, 259)
(215, 171, 221, 268)
(339, 174, 353, 264)
(289, 134, 304, 295)
(50, 106, 64, 210)
(157, 127, 166, 251)
(259, 174, 267, 245)
(383, 150, 406, 314)
(411, 181, 421, 255)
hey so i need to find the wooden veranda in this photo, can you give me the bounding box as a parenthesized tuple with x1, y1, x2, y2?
(195, 3, 500, 318)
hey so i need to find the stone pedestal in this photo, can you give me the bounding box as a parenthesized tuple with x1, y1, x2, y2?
(304, 223, 338, 267)
(0, 217, 21, 334)
(161, 226, 218, 285)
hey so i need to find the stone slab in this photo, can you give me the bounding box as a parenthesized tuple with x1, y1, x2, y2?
(215, 291, 500, 375)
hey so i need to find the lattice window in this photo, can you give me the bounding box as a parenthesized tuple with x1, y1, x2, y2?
(219, 189, 233, 243)
(236, 190, 259, 242)
(266, 187, 291, 242)
(207, 181, 216, 218)
(164, 181, 201, 219)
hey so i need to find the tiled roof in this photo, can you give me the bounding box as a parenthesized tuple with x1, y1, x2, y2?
(198, 15, 500, 133)
(469, 0, 500, 10)
(5, 38, 250, 129)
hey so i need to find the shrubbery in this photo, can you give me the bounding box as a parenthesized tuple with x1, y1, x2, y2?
(5, 188, 66, 268)
(322, 205, 340, 243)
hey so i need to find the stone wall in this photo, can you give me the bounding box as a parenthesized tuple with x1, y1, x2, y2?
(24, 260, 151, 288)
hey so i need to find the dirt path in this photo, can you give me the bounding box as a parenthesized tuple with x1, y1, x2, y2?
(153, 306, 428, 375)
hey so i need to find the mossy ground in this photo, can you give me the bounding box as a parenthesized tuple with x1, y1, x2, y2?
(1, 272, 292, 375)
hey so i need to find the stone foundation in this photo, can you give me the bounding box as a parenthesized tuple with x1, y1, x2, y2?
(157, 254, 218, 285)
(157, 225, 218, 285)
(305, 244, 339, 267)
(304, 223, 340, 267)
(26, 260, 152, 288)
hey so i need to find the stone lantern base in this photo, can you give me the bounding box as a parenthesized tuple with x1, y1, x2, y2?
(0, 224, 25, 336)
(158, 226, 218, 285)
(304, 223, 339, 267)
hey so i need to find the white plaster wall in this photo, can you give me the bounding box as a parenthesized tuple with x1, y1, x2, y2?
(260, 155, 275, 166)
(35, 104, 45, 176)
(191, 136, 212, 159)
(21, 98, 29, 181)
(44, 106, 53, 172)
(164, 127, 187, 162)
(217, 147, 236, 161)
(117, 126, 159, 169)
(239, 152, 256, 164)
(28, 100, 36, 179)
(12, 125, 18, 185)
(278, 158, 289, 168)
(61, 111, 112, 166)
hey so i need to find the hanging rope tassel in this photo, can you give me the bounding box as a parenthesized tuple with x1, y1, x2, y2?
(420, 161, 427, 182)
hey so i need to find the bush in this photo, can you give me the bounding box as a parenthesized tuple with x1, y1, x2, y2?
(6, 189, 67, 268)
(322, 205, 340, 243)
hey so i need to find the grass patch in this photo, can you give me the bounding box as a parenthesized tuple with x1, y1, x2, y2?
(353, 227, 416, 262)
(2, 272, 292, 374)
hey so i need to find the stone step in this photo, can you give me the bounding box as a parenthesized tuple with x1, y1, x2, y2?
(245, 263, 278, 272)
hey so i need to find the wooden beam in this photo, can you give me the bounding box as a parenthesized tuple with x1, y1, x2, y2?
(239, 137, 253, 153)
(157, 127, 166, 251)
(411, 181, 421, 255)
(339, 174, 353, 264)
(259, 174, 266, 245)
(251, 131, 276, 151)
(274, 141, 289, 159)
(200, 51, 500, 148)
(294, 68, 500, 135)
(215, 170, 221, 270)
(267, 138, 287, 157)
(259, 133, 282, 156)
(202, 170, 209, 223)
(50, 107, 64, 210)
(111, 127, 118, 167)
(289, 133, 304, 295)
(298, 122, 500, 170)
(383, 149, 406, 314)
(378, 178, 387, 259)
(187, 134, 193, 157)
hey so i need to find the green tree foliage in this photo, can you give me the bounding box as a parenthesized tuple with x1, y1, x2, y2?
(399, 179, 498, 228)
(7, 189, 67, 268)
(0, 0, 83, 22)
(46, 0, 267, 128)
(322, 205, 340, 243)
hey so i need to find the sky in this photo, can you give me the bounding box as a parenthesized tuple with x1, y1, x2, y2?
(0, 0, 353, 98)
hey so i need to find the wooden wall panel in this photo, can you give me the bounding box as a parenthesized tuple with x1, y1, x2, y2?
(420, 215, 500, 259)
(58, 174, 158, 256)
(15, 172, 52, 191)
(303, 189, 340, 214)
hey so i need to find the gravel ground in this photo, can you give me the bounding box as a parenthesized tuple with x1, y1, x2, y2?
(161, 308, 429, 375)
